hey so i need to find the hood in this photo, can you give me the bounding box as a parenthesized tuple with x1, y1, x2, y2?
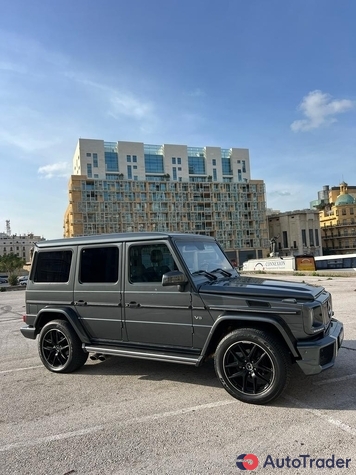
(198, 275, 324, 301)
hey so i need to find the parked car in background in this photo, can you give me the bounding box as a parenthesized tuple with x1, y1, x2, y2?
(0, 277, 8, 284)
(18, 276, 28, 284)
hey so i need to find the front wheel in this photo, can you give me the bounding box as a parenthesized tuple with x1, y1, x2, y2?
(38, 319, 88, 373)
(214, 328, 291, 405)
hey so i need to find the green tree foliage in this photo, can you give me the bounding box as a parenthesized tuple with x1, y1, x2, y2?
(0, 253, 25, 282)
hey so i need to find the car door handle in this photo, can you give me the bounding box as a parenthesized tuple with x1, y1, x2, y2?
(75, 300, 87, 306)
(126, 301, 140, 308)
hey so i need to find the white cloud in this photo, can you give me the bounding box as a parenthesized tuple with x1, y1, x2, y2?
(38, 162, 71, 179)
(291, 90, 354, 132)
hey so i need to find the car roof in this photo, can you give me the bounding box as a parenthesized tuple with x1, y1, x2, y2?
(34, 232, 215, 249)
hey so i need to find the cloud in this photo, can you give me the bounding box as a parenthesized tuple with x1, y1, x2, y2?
(38, 162, 71, 179)
(291, 90, 354, 132)
(268, 190, 292, 197)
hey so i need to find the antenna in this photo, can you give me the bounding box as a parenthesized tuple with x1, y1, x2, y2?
(6, 220, 11, 236)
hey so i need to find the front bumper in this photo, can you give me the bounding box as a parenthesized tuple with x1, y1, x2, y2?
(296, 319, 344, 375)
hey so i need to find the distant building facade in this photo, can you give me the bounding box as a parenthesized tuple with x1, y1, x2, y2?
(0, 233, 43, 263)
(267, 209, 322, 257)
(314, 182, 356, 254)
(64, 139, 270, 264)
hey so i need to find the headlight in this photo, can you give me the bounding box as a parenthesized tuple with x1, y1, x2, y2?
(303, 304, 325, 335)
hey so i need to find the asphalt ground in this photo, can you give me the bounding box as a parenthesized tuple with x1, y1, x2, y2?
(0, 274, 355, 475)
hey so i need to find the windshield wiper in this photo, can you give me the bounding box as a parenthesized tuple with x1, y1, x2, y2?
(192, 270, 217, 280)
(210, 268, 232, 277)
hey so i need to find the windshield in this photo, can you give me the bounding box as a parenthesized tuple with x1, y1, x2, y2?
(175, 239, 238, 276)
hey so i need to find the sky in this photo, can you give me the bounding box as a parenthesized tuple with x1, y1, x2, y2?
(1, 0, 356, 240)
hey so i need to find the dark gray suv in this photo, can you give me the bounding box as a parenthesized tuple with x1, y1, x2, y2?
(21, 232, 344, 404)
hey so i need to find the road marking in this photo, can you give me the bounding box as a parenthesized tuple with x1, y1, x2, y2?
(0, 426, 104, 452)
(284, 395, 356, 436)
(0, 399, 236, 452)
(0, 365, 43, 374)
(312, 373, 356, 386)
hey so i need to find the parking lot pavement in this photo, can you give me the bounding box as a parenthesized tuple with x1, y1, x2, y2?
(0, 275, 355, 475)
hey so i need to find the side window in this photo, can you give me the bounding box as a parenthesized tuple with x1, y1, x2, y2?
(128, 244, 177, 283)
(33, 250, 72, 283)
(80, 246, 119, 283)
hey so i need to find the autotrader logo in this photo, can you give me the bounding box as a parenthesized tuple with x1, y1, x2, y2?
(236, 453, 259, 470)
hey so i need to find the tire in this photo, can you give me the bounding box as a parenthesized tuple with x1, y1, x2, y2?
(38, 319, 88, 373)
(214, 328, 291, 405)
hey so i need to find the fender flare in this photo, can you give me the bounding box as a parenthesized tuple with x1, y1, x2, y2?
(34, 306, 91, 344)
(200, 313, 299, 359)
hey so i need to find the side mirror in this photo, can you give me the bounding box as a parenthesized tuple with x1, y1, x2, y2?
(162, 270, 188, 287)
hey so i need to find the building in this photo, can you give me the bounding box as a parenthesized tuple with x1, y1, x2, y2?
(64, 139, 269, 264)
(267, 209, 322, 257)
(0, 233, 44, 263)
(315, 182, 356, 254)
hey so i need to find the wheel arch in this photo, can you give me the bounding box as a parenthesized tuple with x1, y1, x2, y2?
(34, 307, 90, 344)
(200, 314, 298, 363)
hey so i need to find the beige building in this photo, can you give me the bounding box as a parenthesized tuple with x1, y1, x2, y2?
(316, 182, 356, 254)
(267, 209, 322, 257)
(0, 233, 44, 263)
(64, 139, 269, 264)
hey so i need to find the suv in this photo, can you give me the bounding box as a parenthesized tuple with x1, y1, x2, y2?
(21, 232, 344, 404)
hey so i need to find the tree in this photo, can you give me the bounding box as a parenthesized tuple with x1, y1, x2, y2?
(0, 253, 26, 285)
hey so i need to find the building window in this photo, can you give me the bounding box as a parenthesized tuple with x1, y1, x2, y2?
(172, 167, 177, 180)
(302, 229, 307, 246)
(237, 169, 242, 181)
(127, 165, 132, 179)
(315, 229, 320, 247)
(93, 153, 98, 167)
(222, 157, 232, 175)
(283, 231, 288, 248)
(105, 151, 118, 171)
(188, 156, 205, 175)
(172, 157, 176, 164)
(213, 168, 217, 181)
(342, 208, 346, 215)
(177, 157, 181, 165)
(145, 154, 164, 173)
(127, 155, 131, 162)
(87, 164, 92, 178)
(309, 229, 314, 246)
(86, 153, 91, 157)
(133, 155, 137, 163)
(242, 160, 246, 173)
(350, 208, 354, 215)
(133, 165, 137, 169)
(212, 159, 216, 166)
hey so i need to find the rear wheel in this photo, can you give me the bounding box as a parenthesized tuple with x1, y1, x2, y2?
(38, 319, 88, 373)
(214, 328, 291, 404)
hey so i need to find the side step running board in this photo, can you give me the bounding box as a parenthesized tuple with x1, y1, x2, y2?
(83, 345, 200, 366)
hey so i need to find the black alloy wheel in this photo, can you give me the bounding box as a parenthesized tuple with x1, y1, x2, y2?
(214, 328, 291, 405)
(38, 320, 88, 373)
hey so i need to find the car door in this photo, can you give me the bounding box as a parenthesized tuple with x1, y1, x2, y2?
(73, 243, 123, 342)
(123, 241, 193, 347)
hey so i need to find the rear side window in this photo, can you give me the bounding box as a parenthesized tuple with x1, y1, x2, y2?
(33, 250, 72, 283)
(80, 246, 119, 283)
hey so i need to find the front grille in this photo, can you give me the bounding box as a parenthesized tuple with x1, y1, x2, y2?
(321, 297, 333, 325)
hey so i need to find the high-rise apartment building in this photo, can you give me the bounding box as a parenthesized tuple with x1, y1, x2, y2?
(64, 139, 269, 263)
